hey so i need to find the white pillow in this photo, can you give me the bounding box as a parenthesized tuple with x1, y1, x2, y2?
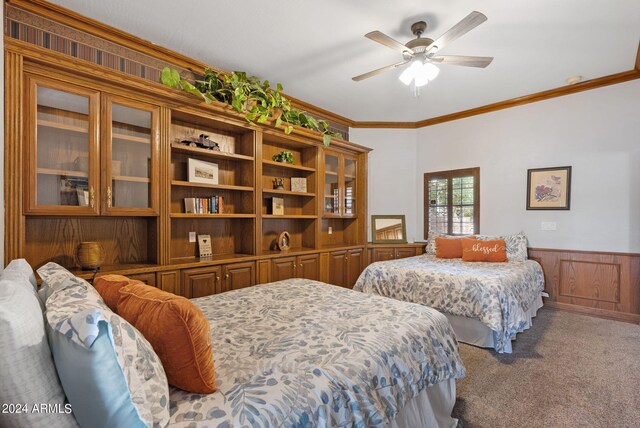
(477, 231, 529, 261)
(2, 258, 38, 290)
(39, 263, 170, 428)
(424, 232, 448, 255)
(0, 261, 78, 428)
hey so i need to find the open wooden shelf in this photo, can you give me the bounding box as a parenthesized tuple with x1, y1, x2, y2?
(262, 214, 317, 219)
(262, 159, 316, 172)
(261, 247, 316, 256)
(70, 263, 158, 280)
(37, 167, 88, 177)
(37, 119, 88, 134)
(172, 180, 254, 192)
(171, 143, 254, 162)
(169, 253, 254, 265)
(262, 188, 315, 197)
(170, 213, 256, 219)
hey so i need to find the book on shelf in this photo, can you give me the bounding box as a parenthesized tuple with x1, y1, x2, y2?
(183, 196, 225, 214)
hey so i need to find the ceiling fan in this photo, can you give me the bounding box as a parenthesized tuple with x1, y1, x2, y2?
(352, 11, 493, 86)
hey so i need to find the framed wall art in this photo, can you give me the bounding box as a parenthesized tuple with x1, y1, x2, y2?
(188, 158, 218, 185)
(527, 166, 571, 210)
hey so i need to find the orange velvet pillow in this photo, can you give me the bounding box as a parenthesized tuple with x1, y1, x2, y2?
(117, 282, 216, 393)
(461, 238, 508, 262)
(435, 236, 477, 259)
(93, 274, 143, 312)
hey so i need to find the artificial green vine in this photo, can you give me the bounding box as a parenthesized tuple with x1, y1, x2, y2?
(161, 67, 340, 147)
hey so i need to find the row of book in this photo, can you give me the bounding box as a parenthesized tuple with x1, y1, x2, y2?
(184, 196, 224, 214)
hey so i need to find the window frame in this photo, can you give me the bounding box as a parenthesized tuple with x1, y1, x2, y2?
(423, 167, 480, 239)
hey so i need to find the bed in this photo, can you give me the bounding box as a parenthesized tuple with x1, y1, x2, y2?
(354, 255, 545, 353)
(168, 278, 465, 427)
(3, 258, 466, 428)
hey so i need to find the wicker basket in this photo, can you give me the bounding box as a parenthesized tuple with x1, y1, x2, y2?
(75, 242, 105, 270)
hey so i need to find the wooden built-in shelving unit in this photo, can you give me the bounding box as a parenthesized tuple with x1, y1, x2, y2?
(5, 21, 371, 295)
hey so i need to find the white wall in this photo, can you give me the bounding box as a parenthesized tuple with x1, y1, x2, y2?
(349, 128, 418, 242)
(415, 80, 640, 253)
(354, 80, 640, 253)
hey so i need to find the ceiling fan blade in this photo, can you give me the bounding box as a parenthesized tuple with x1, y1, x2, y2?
(365, 31, 414, 55)
(427, 11, 487, 53)
(352, 60, 410, 81)
(430, 55, 493, 68)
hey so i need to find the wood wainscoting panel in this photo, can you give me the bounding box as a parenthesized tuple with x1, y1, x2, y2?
(559, 260, 621, 305)
(529, 248, 640, 324)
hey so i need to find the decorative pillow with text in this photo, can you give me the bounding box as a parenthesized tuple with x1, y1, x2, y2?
(461, 238, 507, 262)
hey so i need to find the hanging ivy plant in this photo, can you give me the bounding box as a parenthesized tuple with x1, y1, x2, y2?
(161, 67, 340, 147)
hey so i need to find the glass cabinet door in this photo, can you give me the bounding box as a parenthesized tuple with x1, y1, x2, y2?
(103, 96, 158, 214)
(324, 152, 340, 216)
(343, 156, 357, 216)
(27, 76, 99, 214)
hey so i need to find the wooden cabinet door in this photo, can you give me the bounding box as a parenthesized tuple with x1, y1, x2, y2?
(182, 266, 222, 298)
(328, 250, 348, 287)
(102, 95, 159, 216)
(372, 248, 395, 262)
(157, 270, 181, 296)
(347, 248, 364, 288)
(342, 154, 357, 217)
(395, 247, 418, 259)
(127, 272, 157, 287)
(25, 75, 100, 215)
(271, 256, 296, 282)
(224, 262, 255, 291)
(323, 152, 340, 217)
(297, 254, 320, 281)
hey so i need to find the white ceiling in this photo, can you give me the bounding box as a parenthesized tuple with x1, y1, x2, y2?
(50, 0, 640, 122)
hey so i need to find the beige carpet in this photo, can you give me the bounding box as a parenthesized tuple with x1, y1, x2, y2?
(452, 308, 640, 428)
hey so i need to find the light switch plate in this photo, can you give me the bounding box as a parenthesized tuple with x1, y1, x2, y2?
(328, 226, 333, 235)
(189, 231, 197, 242)
(541, 222, 557, 231)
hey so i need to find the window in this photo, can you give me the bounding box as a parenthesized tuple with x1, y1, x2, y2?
(424, 167, 479, 238)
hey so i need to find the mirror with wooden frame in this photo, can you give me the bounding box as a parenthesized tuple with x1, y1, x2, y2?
(371, 215, 407, 244)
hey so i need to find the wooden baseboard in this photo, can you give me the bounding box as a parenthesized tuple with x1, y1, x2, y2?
(544, 301, 640, 325)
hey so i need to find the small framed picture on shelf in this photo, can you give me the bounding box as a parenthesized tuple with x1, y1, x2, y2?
(198, 234, 212, 257)
(188, 158, 218, 185)
(270, 197, 284, 215)
(291, 177, 307, 193)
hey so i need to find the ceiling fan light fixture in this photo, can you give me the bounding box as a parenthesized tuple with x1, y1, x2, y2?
(398, 60, 439, 87)
(414, 69, 430, 87)
(423, 62, 440, 80)
(398, 60, 422, 85)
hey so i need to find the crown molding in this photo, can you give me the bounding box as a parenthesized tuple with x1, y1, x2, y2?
(8, 0, 640, 131)
(411, 70, 640, 128)
(348, 122, 417, 129)
(285, 96, 354, 128)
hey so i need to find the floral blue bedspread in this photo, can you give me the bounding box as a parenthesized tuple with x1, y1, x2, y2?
(353, 255, 545, 353)
(168, 279, 464, 427)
